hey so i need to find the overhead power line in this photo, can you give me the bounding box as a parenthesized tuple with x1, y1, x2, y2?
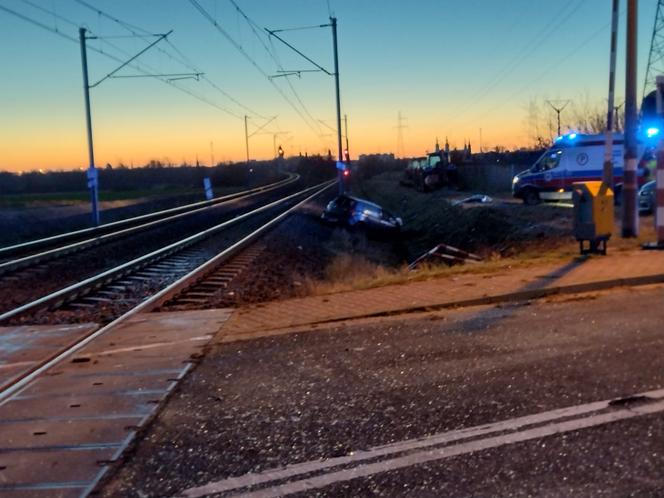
(453, 13, 622, 131)
(191, 0, 328, 144)
(1, 2, 249, 119)
(72, 0, 265, 120)
(227, 0, 328, 141)
(89, 30, 173, 88)
(1, 3, 80, 44)
(3, 3, 255, 121)
(19, 0, 78, 29)
(447, 0, 585, 124)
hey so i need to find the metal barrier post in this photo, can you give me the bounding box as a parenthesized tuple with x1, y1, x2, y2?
(644, 75, 664, 249)
(657, 76, 664, 246)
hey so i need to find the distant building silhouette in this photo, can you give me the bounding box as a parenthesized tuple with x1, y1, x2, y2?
(358, 153, 395, 161)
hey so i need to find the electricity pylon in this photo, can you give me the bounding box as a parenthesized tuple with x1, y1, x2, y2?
(395, 111, 408, 158)
(643, 0, 664, 100)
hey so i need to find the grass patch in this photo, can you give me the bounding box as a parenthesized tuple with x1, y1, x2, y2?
(304, 243, 583, 296)
(304, 172, 656, 296)
(350, 170, 573, 259)
(0, 187, 220, 207)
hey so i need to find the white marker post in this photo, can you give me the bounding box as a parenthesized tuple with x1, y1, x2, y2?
(203, 177, 214, 201)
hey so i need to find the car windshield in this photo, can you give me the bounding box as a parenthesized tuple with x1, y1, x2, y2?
(532, 149, 562, 172)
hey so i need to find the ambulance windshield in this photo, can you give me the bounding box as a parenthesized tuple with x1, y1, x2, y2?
(532, 149, 562, 172)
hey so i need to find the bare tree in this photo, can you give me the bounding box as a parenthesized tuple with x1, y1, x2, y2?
(523, 92, 624, 148)
(568, 92, 615, 134)
(522, 97, 552, 149)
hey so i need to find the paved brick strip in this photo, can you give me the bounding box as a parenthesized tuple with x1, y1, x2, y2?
(219, 251, 664, 342)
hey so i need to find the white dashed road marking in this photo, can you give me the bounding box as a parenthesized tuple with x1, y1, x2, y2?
(177, 388, 664, 498)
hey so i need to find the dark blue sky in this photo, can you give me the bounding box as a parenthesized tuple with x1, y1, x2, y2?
(0, 0, 658, 170)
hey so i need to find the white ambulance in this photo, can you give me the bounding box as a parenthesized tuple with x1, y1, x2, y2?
(511, 132, 652, 205)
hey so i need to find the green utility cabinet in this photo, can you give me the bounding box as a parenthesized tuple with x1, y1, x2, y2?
(572, 181, 614, 255)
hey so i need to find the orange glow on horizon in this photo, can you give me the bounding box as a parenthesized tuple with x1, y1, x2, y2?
(1, 118, 529, 173)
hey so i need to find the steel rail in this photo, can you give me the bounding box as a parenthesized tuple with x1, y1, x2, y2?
(0, 180, 335, 404)
(0, 173, 297, 260)
(0, 175, 299, 277)
(0, 180, 334, 324)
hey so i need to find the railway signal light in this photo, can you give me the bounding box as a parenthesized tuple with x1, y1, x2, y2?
(278, 145, 284, 158)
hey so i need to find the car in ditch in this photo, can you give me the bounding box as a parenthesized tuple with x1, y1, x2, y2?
(321, 195, 403, 231)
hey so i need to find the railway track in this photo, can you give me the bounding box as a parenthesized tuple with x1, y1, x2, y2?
(0, 180, 334, 497)
(0, 177, 307, 316)
(0, 174, 298, 276)
(0, 180, 332, 325)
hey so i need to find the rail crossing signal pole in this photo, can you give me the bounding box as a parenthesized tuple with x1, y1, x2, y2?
(79, 28, 100, 226)
(271, 132, 290, 158)
(623, 0, 639, 238)
(603, 0, 620, 188)
(344, 114, 350, 163)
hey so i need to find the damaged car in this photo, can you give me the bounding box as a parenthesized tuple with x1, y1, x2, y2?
(321, 195, 403, 231)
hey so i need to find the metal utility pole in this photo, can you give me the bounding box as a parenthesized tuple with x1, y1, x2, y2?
(265, 18, 345, 190)
(210, 141, 215, 167)
(344, 114, 350, 162)
(79, 28, 99, 226)
(77, 27, 174, 226)
(244, 115, 250, 163)
(331, 16, 344, 194)
(546, 100, 571, 136)
(603, 0, 620, 187)
(623, 0, 639, 237)
(244, 115, 278, 161)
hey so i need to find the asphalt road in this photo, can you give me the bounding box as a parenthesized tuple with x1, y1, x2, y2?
(102, 284, 664, 497)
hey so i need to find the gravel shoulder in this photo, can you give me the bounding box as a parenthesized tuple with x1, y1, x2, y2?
(187, 193, 404, 309)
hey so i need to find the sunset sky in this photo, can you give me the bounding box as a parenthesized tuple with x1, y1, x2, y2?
(0, 0, 658, 172)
